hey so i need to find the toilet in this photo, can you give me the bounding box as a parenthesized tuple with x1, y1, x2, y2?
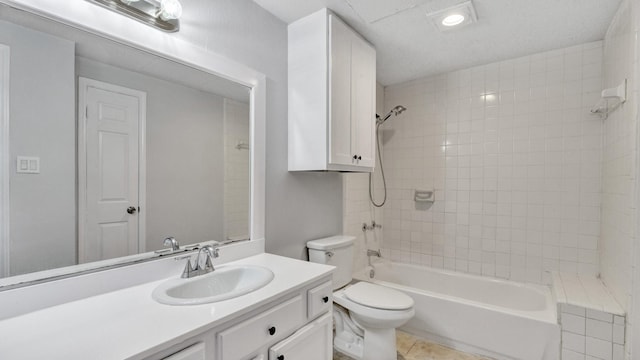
(307, 235, 415, 360)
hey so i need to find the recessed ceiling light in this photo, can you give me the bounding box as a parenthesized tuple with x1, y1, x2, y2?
(442, 14, 465, 27)
(427, 1, 478, 32)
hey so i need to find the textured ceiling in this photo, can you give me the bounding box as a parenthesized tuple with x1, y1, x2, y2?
(253, 0, 622, 85)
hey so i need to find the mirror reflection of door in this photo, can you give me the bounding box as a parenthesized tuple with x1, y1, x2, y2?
(78, 78, 146, 263)
(0, 9, 251, 280)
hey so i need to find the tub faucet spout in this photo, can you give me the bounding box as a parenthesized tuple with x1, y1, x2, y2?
(367, 249, 381, 257)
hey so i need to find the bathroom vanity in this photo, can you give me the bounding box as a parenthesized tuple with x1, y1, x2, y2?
(0, 249, 334, 360)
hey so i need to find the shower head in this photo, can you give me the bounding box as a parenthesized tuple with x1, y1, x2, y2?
(377, 105, 407, 124)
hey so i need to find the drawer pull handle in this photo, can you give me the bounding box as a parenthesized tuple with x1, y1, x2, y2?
(322, 296, 329, 303)
(277, 356, 285, 360)
(268, 326, 276, 336)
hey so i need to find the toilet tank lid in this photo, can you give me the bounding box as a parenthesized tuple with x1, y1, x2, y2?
(307, 235, 355, 250)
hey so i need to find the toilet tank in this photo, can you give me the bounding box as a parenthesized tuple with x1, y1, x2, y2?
(307, 235, 355, 290)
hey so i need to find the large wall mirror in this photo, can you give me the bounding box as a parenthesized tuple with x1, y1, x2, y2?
(0, 2, 264, 286)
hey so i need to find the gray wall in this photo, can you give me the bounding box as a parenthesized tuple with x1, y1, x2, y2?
(174, 0, 343, 259)
(77, 57, 226, 251)
(0, 21, 76, 275)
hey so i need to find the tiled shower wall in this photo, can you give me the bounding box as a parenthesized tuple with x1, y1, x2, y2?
(600, 0, 638, 318)
(381, 42, 604, 285)
(599, 0, 640, 357)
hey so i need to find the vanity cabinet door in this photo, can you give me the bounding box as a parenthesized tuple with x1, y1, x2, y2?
(268, 313, 332, 360)
(217, 295, 304, 360)
(162, 342, 205, 360)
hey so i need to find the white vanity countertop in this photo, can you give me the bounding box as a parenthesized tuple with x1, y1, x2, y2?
(0, 253, 334, 360)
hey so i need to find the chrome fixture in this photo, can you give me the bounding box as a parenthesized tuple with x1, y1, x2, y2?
(367, 249, 381, 270)
(85, 0, 183, 32)
(376, 105, 407, 125)
(370, 105, 407, 207)
(367, 249, 381, 258)
(163, 236, 180, 251)
(181, 245, 220, 278)
(362, 221, 382, 232)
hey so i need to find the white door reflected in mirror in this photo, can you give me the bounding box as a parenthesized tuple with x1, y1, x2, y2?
(80, 78, 145, 263)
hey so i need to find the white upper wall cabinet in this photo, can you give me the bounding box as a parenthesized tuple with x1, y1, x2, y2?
(288, 8, 376, 172)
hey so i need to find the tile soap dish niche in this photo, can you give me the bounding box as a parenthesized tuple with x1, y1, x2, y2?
(591, 79, 627, 119)
(414, 189, 434, 203)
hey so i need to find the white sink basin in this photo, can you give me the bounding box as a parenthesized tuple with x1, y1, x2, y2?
(152, 265, 275, 305)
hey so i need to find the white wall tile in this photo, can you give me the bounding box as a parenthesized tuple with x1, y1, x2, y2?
(564, 330, 587, 353)
(585, 336, 612, 360)
(563, 313, 587, 335)
(586, 318, 613, 342)
(382, 42, 603, 284)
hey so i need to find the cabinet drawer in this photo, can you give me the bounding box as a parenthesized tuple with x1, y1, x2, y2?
(218, 296, 304, 360)
(307, 281, 333, 319)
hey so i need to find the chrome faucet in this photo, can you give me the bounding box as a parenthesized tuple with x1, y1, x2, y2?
(367, 249, 381, 269)
(181, 245, 220, 278)
(163, 236, 180, 251)
(367, 249, 381, 257)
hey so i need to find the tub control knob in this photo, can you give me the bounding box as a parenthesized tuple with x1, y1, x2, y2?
(322, 296, 329, 303)
(268, 326, 276, 336)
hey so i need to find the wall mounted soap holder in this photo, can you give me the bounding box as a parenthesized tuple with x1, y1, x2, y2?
(415, 189, 435, 203)
(591, 79, 627, 119)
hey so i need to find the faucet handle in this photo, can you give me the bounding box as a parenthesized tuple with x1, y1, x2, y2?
(181, 258, 196, 278)
(202, 255, 214, 274)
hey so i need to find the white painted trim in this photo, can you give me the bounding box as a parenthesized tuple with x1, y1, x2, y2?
(0, 0, 266, 286)
(77, 77, 147, 263)
(0, 45, 9, 277)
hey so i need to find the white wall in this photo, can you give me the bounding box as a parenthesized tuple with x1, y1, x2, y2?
(600, 0, 637, 322)
(77, 57, 226, 250)
(0, 21, 76, 275)
(599, 0, 640, 357)
(381, 42, 603, 285)
(224, 99, 250, 241)
(176, 0, 343, 259)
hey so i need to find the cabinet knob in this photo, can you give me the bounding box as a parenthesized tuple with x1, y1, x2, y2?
(268, 326, 276, 336)
(353, 155, 358, 160)
(277, 356, 285, 360)
(357, 156, 362, 160)
(322, 296, 329, 303)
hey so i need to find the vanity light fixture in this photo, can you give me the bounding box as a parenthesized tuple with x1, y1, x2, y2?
(86, 0, 182, 32)
(427, 1, 477, 32)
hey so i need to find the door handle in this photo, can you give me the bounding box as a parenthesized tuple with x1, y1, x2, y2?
(126, 206, 137, 215)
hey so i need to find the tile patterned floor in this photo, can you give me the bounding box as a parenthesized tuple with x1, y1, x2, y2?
(333, 331, 491, 360)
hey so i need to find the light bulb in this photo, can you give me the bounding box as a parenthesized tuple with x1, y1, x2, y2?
(442, 14, 465, 27)
(160, 0, 182, 20)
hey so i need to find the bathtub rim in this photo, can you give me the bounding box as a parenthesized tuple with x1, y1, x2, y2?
(352, 260, 558, 325)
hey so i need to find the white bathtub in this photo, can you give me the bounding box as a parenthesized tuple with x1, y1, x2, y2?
(353, 261, 560, 360)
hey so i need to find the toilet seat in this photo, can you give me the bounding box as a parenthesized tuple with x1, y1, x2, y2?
(343, 282, 414, 310)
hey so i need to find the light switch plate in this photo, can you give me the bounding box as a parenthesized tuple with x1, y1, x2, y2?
(16, 156, 40, 174)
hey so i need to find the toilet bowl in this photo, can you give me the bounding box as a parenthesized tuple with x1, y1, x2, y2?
(333, 282, 415, 359)
(306, 236, 415, 360)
